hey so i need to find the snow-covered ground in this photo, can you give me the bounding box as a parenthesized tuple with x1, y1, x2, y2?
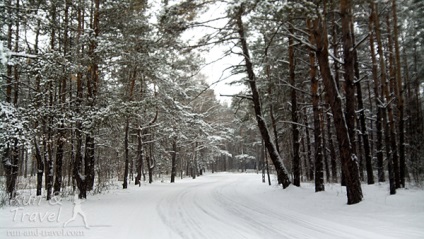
(1, 172, 423, 239)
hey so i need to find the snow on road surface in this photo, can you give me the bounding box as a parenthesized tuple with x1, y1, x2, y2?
(1, 172, 423, 239)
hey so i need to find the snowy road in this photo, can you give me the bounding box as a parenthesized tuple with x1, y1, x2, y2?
(1, 173, 423, 239)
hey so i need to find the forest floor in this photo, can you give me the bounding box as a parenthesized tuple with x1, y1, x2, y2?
(0, 172, 423, 239)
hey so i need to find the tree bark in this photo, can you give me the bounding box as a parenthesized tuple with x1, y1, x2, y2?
(289, 24, 300, 187)
(351, 20, 374, 185)
(53, 134, 64, 194)
(372, 1, 396, 194)
(34, 139, 44, 196)
(84, 0, 100, 192)
(307, 19, 324, 192)
(312, 8, 362, 204)
(235, 6, 291, 188)
(326, 108, 338, 183)
(123, 119, 130, 189)
(147, 151, 154, 184)
(391, 0, 406, 188)
(386, 14, 401, 189)
(135, 127, 145, 185)
(53, 0, 70, 194)
(369, 3, 385, 183)
(171, 139, 177, 183)
(341, 0, 358, 166)
(303, 109, 313, 181)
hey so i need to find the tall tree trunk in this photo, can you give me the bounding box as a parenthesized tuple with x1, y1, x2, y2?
(170, 139, 177, 183)
(6, 0, 12, 103)
(308, 19, 324, 192)
(386, 14, 401, 189)
(34, 139, 44, 196)
(304, 109, 313, 181)
(2, 0, 20, 199)
(31, 14, 43, 196)
(53, 134, 64, 194)
(326, 108, 338, 183)
(74, 128, 86, 199)
(351, 21, 374, 185)
(23, 148, 28, 178)
(341, 0, 358, 166)
(135, 127, 145, 185)
(45, 18, 54, 200)
(53, 0, 70, 194)
(12, 0, 20, 106)
(262, 141, 266, 183)
(46, 134, 53, 200)
(123, 119, 130, 189)
(85, 135, 95, 191)
(321, 109, 331, 183)
(369, 3, 385, 182)
(356, 79, 374, 184)
(312, 9, 363, 204)
(391, 0, 406, 188)
(43, 108, 53, 201)
(193, 142, 199, 178)
(8, 52, 19, 197)
(84, 0, 100, 192)
(289, 25, 300, 187)
(74, 4, 86, 199)
(147, 144, 153, 184)
(372, 1, 396, 194)
(235, 6, 291, 188)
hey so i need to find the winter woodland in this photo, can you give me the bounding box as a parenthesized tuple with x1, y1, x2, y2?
(1, 0, 424, 236)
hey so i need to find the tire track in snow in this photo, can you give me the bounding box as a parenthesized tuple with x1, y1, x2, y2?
(156, 181, 253, 239)
(155, 173, 402, 239)
(213, 175, 397, 239)
(211, 177, 303, 239)
(157, 184, 203, 239)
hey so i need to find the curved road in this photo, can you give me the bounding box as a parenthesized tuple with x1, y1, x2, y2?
(84, 173, 416, 239)
(2, 173, 421, 239)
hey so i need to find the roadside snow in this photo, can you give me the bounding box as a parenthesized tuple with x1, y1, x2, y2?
(0, 173, 423, 239)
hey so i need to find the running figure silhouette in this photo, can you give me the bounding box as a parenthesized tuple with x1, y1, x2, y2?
(64, 194, 89, 229)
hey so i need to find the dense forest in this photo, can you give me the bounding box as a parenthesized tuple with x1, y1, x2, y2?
(1, 0, 423, 205)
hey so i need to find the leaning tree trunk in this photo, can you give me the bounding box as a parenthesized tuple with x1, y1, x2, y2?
(235, 6, 291, 188)
(312, 9, 362, 204)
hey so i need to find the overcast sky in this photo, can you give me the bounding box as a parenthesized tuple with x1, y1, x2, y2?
(180, 1, 246, 105)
